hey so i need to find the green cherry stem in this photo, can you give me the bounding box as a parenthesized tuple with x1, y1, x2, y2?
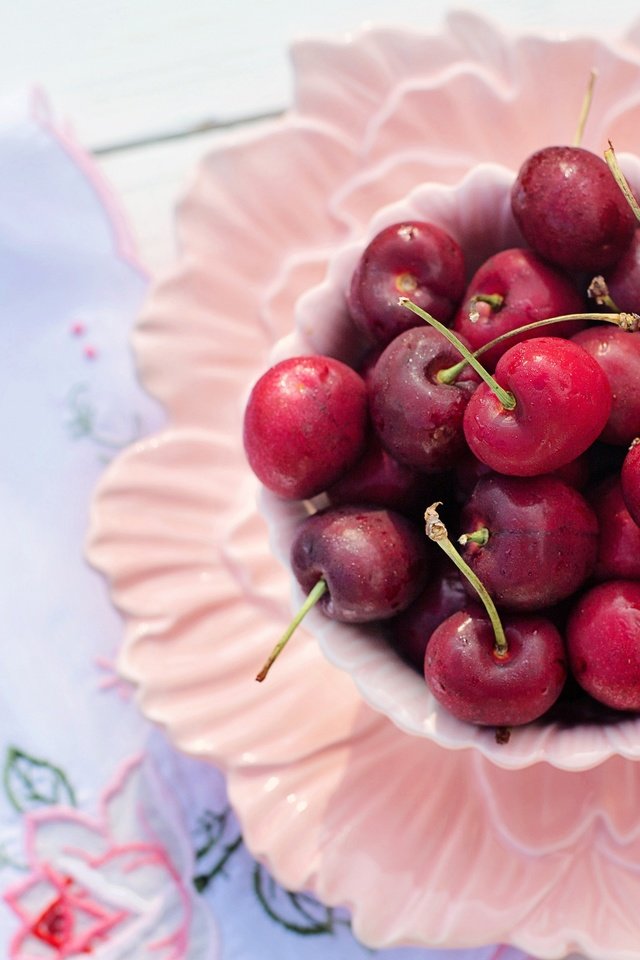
(458, 528, 490, 547)
(470, 293, 504, 312)
(573, 68, 597, 148)
(605, 141, 640, 223)
(256, 579, 327, 682)
(588, 276, 621, 312)
(399, 297, 516, 409)
(425, 503, 507, 657)
(435, 310, 640, 384)
(474, 310, 639, 348)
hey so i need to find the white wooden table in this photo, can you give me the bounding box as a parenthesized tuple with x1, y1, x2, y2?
(4, 0, 639, 277)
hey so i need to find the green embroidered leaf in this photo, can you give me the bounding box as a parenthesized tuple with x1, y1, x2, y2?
(3, 747, 76, 813)
(192, 807, 243, 893)
(65, 382, 142, 458)
(253, 863, 350, 936)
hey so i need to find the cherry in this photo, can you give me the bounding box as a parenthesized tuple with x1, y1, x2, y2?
(543, 672, 634, 727)
(589, 475, 640, 581)
(462, 336, 612, 476)
(595, 146, 640, 310)
(586, 440, 627, 489)
(567, 580, 640, 711)
(422, 503, 566, 727)
(256, 504, 429, 681)
(453, 449, 589, 503)
(356, 345, 385, 386)
(459, 473, 598, 611)
(326, 435, 436, 519)
(368, 326, 478, 473)
(425, 606, 567, 727)
(571, 325, 640, 446)
(290, 505, 429, 623)
(452, 247, 584, 370)
(347, 221, 466, 347)
(243, 355, 368, 500)
(511, 145, 636, 273)
(388, 562, 467, 670)
(621, 438, 640, 528)
(603, 229, 640, 312)
(399, 300, 615, 477)
(553, 452, 591, 490)
(452, 449, 492, 504)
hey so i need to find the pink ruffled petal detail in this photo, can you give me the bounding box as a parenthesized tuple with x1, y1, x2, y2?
(87, 15, 640, 956)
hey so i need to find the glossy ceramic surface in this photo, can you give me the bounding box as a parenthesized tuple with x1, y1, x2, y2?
(267, 159, 640, 770)
(88, 11, 640, 956)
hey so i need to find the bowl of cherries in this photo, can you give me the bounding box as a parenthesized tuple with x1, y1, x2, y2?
(243, 122, 640, 770)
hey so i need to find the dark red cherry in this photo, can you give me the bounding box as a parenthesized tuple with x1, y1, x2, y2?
(424, 606, 567, 727)
(605, 228, 640, 311)
(459, 473, 598, 610)
(453, 247, 584, 370)
(571, 326, 640, 446)
(347, 221, 466, 347)
(511, 145, 636, 272)
(463, 337, 612, 476)
(621, 439, 640, 528)
(388, 564, 467, 670)
(368, 326, 478, 473)
(291, 505, 429, 622)
(589, 475, 640, 581)
(453, 449, 589, 505)
(326, 435, 436, 518)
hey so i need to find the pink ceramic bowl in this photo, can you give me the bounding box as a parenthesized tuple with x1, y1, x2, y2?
(265, 157, 640, 771)
(89, 12, 640, 956)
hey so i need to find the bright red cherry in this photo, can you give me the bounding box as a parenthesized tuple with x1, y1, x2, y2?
(462, 337, 612, 476)
(567, 580, 640, 711)
(243, 355, 368, 499)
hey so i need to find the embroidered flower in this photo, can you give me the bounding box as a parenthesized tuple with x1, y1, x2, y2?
(4, 758, 218, 959)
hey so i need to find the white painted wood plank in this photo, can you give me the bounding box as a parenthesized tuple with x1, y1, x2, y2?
(3, 0, 640, 151)
(95, 129, 225, 276)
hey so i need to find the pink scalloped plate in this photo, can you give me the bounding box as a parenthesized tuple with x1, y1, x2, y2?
(88, 11, 640, 957)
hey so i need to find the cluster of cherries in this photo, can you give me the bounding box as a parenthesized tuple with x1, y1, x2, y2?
(243, 136, 640, 735)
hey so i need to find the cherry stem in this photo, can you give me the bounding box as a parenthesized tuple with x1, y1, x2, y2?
(573, 69, 597, 147)
(588, 276, 621, 312)
(399, 297, 516, 409)
(470, 293, 504, 311)
(256, 578, 327, 682)
(437, 310, 640, 383)
(605, 141, 640, 223)
(425, 503, 507, 657)
(459, 528, 490, 547)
